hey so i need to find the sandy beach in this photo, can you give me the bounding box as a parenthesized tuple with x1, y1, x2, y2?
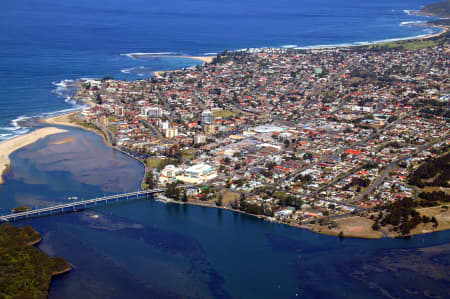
(174, 56, 215, 63)
(152, 55, 215, 79)
(0, 127, 67, 184)
(153, 71, 167, 79)
(41, 112, 83, 129)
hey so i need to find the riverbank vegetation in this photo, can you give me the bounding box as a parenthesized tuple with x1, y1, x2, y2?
(0, 224, 71, 298)
(409, 152, 450, 188)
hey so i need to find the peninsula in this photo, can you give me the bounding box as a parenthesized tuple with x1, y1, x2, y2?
(420, 0, 450, 18)
(0, 223, 71, 298)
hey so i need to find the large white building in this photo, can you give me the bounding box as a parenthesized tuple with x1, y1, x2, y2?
(176, 163, 217, 184)
(148, 107, 163, 118)
(165, 127, 178, 139)
(159, 120, 170, 130)
(201, 110, 214, 125)
(194, 134, 207, 144)
(142, 106, 163, 118)
(158, 165, 181, 185)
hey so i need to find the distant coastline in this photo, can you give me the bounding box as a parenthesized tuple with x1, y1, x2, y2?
(418, 0, 450, 18)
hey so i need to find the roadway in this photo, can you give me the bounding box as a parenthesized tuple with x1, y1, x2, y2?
(0, 189, 164, 222)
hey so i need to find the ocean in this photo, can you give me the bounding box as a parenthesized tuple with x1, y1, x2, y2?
(0, 0, 442, 141)
(1, 0, 449, 298)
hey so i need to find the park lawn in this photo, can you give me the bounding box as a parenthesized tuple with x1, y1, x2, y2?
(214, 190, 241, 205)
(146, 158, 165, 168)
(409, 205, 450, 235)
(416, 186, 450, 195)
(368, 36, 445, 50)
(107, 125, 118, 133)
(307, 216, 383, 239)
(213, 110, 237, 118)
(181, 149, 195, 160)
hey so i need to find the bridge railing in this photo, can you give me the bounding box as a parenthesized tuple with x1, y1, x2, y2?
(0, 189, 165, 222)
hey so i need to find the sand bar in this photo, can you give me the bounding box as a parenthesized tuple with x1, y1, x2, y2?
(173, 56, 215, 63)
(42, 112, 82, 129)
(0, 127, 67, 184)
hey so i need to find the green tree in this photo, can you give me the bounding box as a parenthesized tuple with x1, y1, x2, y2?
(145, 172, 155, 189)
(182, 189, 188, 202)
(216, 193, 223, 206)
(372, 220, 380, 231)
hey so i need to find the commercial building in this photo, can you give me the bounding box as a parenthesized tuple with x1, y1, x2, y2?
(176, 163, 217, 184)
(165, 127, 178, 139)
(201, 110, 214, 125)
(159, 165, 181, 185)
(194, 134, 207, 144)
(203, 124, 215, 135)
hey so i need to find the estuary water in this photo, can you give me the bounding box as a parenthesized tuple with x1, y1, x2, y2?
(0, 128, 449, 298)
(1, 0, 449, 297)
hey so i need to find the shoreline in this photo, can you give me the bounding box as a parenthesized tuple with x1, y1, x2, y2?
(0, 127, 68, 185)
(41, 111, 149, 188)
(1, 18, 448, 239)
(40, 112, 106, 141)
(41, 23, 450, 239)
(286, 24, 448, 51)
(158, 198, 449, 240)
(152, 55, 215, 79)
(172, 55, 215, 63)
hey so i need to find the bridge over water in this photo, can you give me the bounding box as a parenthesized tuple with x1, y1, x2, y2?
(0, 189, 165, 223)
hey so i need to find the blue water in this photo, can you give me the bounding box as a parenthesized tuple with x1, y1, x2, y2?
(1, 128, 449, 298)
(1, 0, 449, 298)
(0, 0, 441, 140)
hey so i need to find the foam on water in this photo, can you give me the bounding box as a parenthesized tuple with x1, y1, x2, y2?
(293, 28, 441, 50)
(400, 20, 427, 27)
(403, 9, 418, 16)
(120, 52, 179, 59)
(121, 66, 147, 74)
(0, 78, 86, 142)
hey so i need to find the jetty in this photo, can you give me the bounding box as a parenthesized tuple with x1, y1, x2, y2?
(0, 189, 164, 222)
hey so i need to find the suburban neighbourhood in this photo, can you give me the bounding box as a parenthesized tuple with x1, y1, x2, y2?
(74, 41, 449, 238)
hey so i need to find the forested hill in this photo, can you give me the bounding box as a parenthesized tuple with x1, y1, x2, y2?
(421, 0, 450, 18)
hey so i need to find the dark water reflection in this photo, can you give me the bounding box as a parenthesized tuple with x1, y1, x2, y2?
(1, 127, 449, 298)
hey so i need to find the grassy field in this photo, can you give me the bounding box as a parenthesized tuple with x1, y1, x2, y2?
(418, 186, 450, 194)
(307, 216, 384, 239)
(181, 149, 195, 160)
(146, 158, 165, 168)
(107, 125, 118, 133)
(213, 110, 237, 118)
(213, 190, 241, 205)
(366, 29, 449, 50)
(370, 39, 440, 50)
(408, 205, 450, 236)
